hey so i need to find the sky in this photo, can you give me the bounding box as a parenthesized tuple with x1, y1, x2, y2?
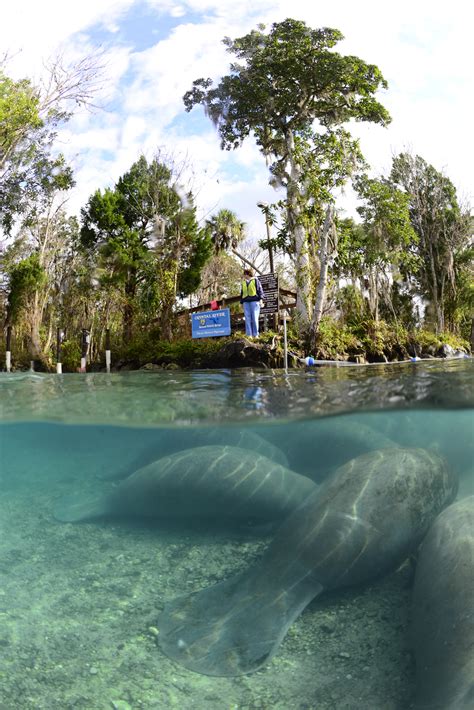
(1, 0, 473, 243)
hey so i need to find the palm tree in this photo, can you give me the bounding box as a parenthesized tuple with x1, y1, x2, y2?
(205, 208, 261, 273)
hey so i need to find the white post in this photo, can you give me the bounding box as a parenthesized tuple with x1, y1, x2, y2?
(56, 328, 63, 375)
(105, 328, 111, 373)
(283, 314, 288, 371)
(5, 326, 12, 372)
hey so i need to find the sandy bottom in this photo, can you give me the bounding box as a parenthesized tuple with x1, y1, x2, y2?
(0, 468, 416, 710)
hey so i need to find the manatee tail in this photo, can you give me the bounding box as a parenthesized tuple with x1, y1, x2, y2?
(53, 489, 112, 522)
(157, 563, 323, 676)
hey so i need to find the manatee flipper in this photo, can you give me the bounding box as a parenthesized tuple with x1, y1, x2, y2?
(53, 489, 112, 522)
(157, 563, 323, 676)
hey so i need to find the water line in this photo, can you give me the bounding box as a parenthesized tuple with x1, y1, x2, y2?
(293, 353, 472, 368)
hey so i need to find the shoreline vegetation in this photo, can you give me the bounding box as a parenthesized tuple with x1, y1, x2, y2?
(2, 319, 470, 372)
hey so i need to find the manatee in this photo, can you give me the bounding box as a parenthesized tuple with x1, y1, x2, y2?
(54, 445, 316, 524)
(412, 496, 474, 710)
(101, 427, 289, 481)
(157, 447, 457, 676)
(259, 416, 398, 482)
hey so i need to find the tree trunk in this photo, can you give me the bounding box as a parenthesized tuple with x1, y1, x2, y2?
(438, 272, 446, 333)
(231, 248, 262, 275)
(367, 266, 379, 323)
(26, 291, 51, 370)
(157, 254, 180, 342)
(122, 267, 138, 344)
(427, 238, 441, 333)
(285, 129, 312, 326)
(308, 204, 335, 350)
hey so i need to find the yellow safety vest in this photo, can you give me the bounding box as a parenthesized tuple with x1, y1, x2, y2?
(241, 278, 257, 299)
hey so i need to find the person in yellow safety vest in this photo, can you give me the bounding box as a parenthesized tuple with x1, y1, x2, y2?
(240, 268, 265, 338)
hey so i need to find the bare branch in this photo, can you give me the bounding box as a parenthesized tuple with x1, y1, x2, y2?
(40, 49, 107, 116)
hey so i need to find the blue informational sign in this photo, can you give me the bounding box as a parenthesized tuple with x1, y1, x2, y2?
(191, 308, 231, 338)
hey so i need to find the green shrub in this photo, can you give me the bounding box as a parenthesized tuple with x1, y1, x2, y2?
(119, 333, 229, 368)
(313, 318, 361, 359)
(411, 329, 469, 354)
(60, 339, 82, 372)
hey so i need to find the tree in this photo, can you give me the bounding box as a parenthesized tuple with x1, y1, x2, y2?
(352, 175, 418, 322)
(205, 208, 245, 254)
(6, 253, 46, 327)
(4, 206, 80, 368)
(2, 125, 76, 369)
(81, 155, 210, 342)
(0, 54, 104, 367)
(0, 73, 42, 174)
(204, 207, 263, 273)
(443, 239, 474, 338)
(389, 153, 472, 333)
(0, 54, 102, 233)
(184, 18, 390, 328)
(193, 251, 242, 305)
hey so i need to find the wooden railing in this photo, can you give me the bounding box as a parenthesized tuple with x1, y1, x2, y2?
(176, 288, 297, 317)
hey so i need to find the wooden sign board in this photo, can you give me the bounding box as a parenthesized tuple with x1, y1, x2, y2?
(259, 273, 279, 314)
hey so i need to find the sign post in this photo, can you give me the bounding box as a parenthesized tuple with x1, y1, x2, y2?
(283, 314, 288, 371)
(259, 274, 279, 315)
(259, 273, 279, 330)
(191, 308, 231, 339)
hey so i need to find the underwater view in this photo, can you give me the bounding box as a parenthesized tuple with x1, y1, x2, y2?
(0, 360, 473, 710)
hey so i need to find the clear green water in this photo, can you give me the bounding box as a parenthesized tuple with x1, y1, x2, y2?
(0, 361, 473, 709)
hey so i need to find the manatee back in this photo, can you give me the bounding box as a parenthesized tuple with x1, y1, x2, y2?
(261, 448, 457, 591)
(111, 445, 316, 521)
(260, 417, 398, 482)
(413, 496, 474, 710)
(101, 427, 289, 480)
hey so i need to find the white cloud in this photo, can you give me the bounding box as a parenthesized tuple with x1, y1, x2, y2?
(2, 0, 472, 241)
(1, 1, 135, 79)
(123, 19, 234, 116)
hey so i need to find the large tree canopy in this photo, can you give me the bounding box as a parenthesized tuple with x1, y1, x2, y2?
(184, 18, 391, 329)
(184, 20, 390, 151)
(81, 155, 211, 341)
(389, 152, 472, 333)
(0, 56, 101, 234)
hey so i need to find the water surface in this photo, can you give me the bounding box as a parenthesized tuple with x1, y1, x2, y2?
(0, 360, 472, 709)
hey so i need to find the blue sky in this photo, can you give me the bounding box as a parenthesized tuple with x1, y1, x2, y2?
(2, 0, 472, 244)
